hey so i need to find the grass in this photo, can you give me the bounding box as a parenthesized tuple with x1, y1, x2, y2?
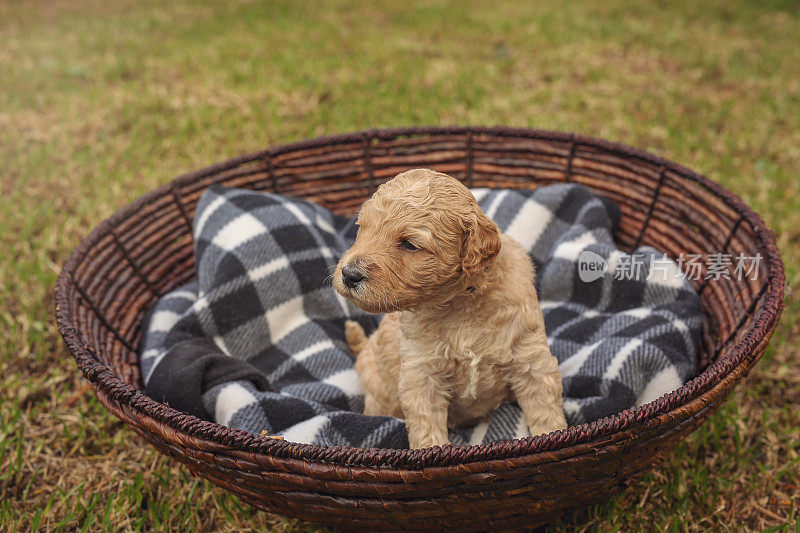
(1, 0, 798, 530)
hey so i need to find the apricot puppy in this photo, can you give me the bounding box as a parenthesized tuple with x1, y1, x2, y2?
(333, 169, 567, 449)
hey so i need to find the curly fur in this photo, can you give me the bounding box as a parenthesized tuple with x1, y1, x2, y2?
(333, 169, 567, 448)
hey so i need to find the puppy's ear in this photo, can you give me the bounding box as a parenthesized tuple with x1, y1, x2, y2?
(462, 209, 501, 278)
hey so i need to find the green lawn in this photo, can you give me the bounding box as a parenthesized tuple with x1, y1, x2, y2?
(1, 0, 798, 530)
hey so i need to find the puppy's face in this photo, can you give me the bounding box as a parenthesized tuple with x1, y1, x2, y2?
(333, 169, 501, 313)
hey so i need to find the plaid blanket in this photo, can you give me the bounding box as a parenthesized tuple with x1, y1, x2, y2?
(140, 183, 701, 448)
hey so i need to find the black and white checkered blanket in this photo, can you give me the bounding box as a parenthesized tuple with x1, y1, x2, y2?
(140, 183, 701, 448)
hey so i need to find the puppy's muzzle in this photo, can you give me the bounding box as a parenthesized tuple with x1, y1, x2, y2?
(341, 264, 366, 289)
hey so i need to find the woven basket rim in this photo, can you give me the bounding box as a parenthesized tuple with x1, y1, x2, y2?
(55, 126, 786, 469)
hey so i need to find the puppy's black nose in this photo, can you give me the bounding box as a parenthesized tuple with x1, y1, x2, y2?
(342, 265, 365, 288)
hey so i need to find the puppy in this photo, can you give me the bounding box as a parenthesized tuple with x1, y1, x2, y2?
(333, 169, 567, 449)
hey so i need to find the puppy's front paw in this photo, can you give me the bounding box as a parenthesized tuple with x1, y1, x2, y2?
(409, 435, 451, 449)
(528, 414, 568, 437)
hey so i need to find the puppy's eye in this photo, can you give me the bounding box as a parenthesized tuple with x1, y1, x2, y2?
(400, 239, 419, 251)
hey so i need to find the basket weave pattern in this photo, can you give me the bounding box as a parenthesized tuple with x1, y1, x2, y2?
(55, 127, 784, 530)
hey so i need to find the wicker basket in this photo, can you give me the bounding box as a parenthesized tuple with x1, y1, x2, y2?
(55, 127, 784, 530)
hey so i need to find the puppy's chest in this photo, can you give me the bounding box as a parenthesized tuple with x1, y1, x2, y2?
(403, 323, 515, 399)
(443, 350, 507, 402)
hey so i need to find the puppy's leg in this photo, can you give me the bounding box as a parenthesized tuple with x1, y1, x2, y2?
(398, 365, 451, 448)
(509, 335, 568, 436)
